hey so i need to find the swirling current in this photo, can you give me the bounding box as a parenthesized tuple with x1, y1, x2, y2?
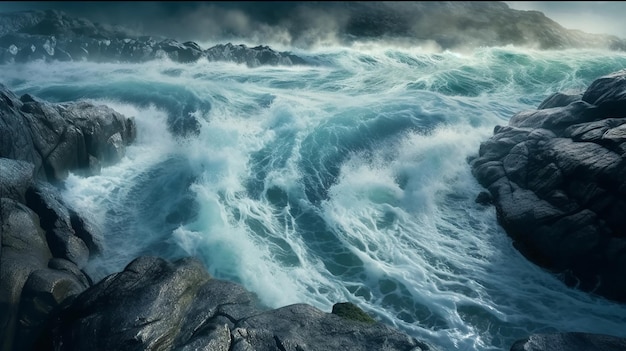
(3, 44, 626, 350)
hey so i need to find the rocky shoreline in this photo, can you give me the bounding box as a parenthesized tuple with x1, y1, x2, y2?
(0, 10, 307, 67)
(470, 70, 626, 304)
(0, 84, 438, 351)
(3, 69, 626, 351)
(2, 5, 626, 350)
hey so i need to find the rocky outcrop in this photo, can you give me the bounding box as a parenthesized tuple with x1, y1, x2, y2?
(0, 84, 435, 351)
(0, 10, 307, 66)
(42, 256, 434, 351)
(0, 84, 135, 350)
(205, 43, 307, 68)
(1, 83, 136, 183)
(470, 70, 626, 302)
(0, 160, 98, 351)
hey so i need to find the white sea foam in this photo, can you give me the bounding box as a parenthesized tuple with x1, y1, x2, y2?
(3, 46, 626, 350)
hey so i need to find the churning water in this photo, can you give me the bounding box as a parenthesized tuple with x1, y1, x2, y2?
(3, 44, 626, 350)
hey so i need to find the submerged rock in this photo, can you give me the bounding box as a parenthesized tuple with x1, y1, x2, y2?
(470, 69, 626, 303)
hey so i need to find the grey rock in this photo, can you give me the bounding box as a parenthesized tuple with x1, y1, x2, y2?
(0, 84, 137, 183)
(25, 182, 89, 267)
(0, 10, 309, 66)
(47, 256, 436, 351)
(471, 70, 626, 302)
(15, 267, 89, 350)
(204, 43, 307, 67)
(582, 69, 626, 108)
(0, 85, 133, 350)
(0, 88, 43, 179)
(0, 158, 34, 203)
(537, 92, 583, 109)
(0, 198, 51, 351)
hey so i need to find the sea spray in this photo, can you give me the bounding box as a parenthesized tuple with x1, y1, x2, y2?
(4, 45, 626, 351)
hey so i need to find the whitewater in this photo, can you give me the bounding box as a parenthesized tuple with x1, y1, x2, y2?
(3, 44, 626, 350)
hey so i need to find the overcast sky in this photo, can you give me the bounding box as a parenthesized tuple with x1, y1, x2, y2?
(505, 1, 626, 38)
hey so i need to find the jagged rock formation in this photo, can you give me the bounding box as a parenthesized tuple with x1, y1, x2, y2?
(0, 83, 136, 183)
(0, 84, 436, 351)
(3, 2, 626, 66)
(205, 43, 306, 67)
(0, 84, 136, 350)
(0, 10, 307, 66)
(42, 256, 435, 351)
(470, 70, 626, 303)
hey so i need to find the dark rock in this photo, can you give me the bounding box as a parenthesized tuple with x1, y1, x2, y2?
(511, 332, 626, 351)
(48, 256, 213, 351)
(156, 39, 204, 63)
(46, 256, 436, 351)
(16, 267, 89, 351)
(25, 182, 89, 267)
(0, 84, 137, 350)
(0, 198, 51, 351)
(48, 258, 92, 287)
(537, 92, 583, 109)
(204, 43, 307, 67)
(0, 158, 34, 203)
(331, 302, 376, 324)
(582, 69, 626, 112)
(0, 87, 43, 179)
(0, 84, 137, 183)
(59, 101, 136, 168)
(68, 209, 104, 256)
(234, 303, 432, 351)
(475, 191, 492, 205)
(509, 101, 598, 134)
(471, 70, 626, 302)
(0, 10, 310, 66)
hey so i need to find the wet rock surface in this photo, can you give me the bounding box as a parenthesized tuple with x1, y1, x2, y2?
(44, 256, 435, 351)
(0, 10, 308, 66)
(471, 70, 626, 303)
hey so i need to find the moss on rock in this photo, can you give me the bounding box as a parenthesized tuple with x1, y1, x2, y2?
(331, 302, 376, 324)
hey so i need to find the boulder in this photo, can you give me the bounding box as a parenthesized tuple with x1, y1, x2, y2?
(0, 198, 51, 351)
(0, 85, 136, 350)
(0, 84, 137, 183)
(45, 256, 436, 351)
(471, 70, 626, 302)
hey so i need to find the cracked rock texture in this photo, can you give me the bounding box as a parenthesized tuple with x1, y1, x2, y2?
(0, 84, 135, 350)
(0, 10, 307, 67)
(1, 83, 136, 184)
(43, 256, 436, 351)
(470, 70, 626, 302)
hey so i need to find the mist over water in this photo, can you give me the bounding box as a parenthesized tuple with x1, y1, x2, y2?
(4, 45, 626, 350)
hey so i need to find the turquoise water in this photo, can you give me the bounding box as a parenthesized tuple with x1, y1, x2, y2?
(3, 45, 626, 350)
